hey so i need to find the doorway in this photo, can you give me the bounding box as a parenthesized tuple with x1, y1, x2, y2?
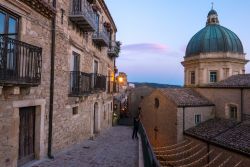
(18, 106, 36, 166)
(94, 102, 99, 133)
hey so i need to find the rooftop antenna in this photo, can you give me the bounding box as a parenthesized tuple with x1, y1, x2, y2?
(211, 2, 214, 9)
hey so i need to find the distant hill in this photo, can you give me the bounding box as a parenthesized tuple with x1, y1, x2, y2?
(130, 82, 182, 88)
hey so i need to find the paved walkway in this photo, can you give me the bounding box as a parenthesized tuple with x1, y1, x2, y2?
(32, 126, 138, 167)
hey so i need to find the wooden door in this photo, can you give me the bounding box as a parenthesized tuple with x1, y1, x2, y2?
(18, 107, 36, 166)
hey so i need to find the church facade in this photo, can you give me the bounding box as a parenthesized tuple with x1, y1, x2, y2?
(140, 8, 250, 166)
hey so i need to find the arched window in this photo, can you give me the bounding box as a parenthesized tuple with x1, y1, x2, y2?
(154, 98, 159, 109)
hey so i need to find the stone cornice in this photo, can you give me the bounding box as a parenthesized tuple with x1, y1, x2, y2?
(19, 0, 56, 19)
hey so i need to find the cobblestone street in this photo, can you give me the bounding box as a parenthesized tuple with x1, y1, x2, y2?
(32, 126, 138, 167)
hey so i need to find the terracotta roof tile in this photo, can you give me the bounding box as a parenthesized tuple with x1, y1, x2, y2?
(203, 74, 250, 88)
(159, 88, 214, 107)
(185, 118, 250, 156)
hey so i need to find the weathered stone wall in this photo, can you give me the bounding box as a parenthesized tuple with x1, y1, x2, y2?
(243, 89, 250, 116)
(0, 0, 117, 166)
(195, 88, 242, 121)
(128, 86, 154, 117)
(176, 106, 214, 142)
(0, 1, 52, 166)
(140, 90, 178, 147)
(50, 0, 116, 153)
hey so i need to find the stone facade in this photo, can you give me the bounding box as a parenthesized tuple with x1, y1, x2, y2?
(0, 0, 118, 166)
(195, 88, 250, 121)
(140, 89, 214, 147)
(128, 86, 154, 118)
(182, 52, 248, 87)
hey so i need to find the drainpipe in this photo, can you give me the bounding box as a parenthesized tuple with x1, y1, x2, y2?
(240, 88, 243, 122)
(48, 0, 56, 159)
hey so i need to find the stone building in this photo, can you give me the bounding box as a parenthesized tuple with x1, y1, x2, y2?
(140, 8, 250, 166)
(0, 0, 119, 166)
(128, 85, 154, 118)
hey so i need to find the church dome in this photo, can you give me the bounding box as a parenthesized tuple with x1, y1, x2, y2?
(185, 9, 244, 57)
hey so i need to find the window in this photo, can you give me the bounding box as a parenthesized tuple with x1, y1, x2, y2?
(195, 114, 201, 125)
(72, 106, 78, 115)
(223, 68, 229, 78)
(230, 106, 237, 120)
(94, 60, 98, 74)
(190, 71, 195, 84)
(154, 98, 159, 109)
(1, 9, 19, 70)
(210, 71, 217, 83)
(72, 52, 80, 71)
(0, 9, 19, 38)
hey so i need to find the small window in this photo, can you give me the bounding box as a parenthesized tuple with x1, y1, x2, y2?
(154, 98, 159, 109)
(190, 71, 195, 84)
(195, 114, 201, 125)
(72, 106, 78, 115)
(210, 71, 217, 83)
(230, 106, 237, 120)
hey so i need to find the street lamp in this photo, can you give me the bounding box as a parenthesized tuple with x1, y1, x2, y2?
(118, 76, 123, 92)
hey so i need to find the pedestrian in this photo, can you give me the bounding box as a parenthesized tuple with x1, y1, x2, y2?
(132, 115, 140, 140)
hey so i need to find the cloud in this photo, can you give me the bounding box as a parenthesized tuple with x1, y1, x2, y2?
(122, 43, 169, 54)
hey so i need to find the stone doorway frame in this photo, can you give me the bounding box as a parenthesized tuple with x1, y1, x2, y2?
(13, 99, 46, 166)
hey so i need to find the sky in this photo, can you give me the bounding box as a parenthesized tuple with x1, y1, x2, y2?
(105, 0, 250, 85)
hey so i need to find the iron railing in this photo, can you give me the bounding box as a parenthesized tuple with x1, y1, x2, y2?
(92, 25, 110, 46)
(69, 71, 106, 96)
(0, 35, 42, 86)
(92, 73, 106, 91)
(108, 41, 120, 57)
(69, 71, 92, 96)
(69, 0, 98, 31)
(139, 122, 161, 167)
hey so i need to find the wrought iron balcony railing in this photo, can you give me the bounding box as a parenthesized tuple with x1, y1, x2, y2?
(69, 71, 106, 96)
(108, 41, 120, 57)
(0, 35, 42, 86)
(69, 0, 98, 32)
(92, 26, 110, 47)
(69, 71, 92, 96)
(92, 73, 106, 91)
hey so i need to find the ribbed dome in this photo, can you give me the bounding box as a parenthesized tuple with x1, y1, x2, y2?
(185, 10, 244, 57)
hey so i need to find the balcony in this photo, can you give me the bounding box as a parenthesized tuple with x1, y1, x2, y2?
(92, 73, 106, 91)
(92, 26, 110, 47)
(108, 41, 120, 58)
(69, 71, 106, 96)
(0, 35, 42, 86)
(69, 71, 92, 96)
(69, 0, 98, 32)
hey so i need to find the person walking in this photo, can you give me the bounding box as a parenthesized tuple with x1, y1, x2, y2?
(132, 115, 140, 140)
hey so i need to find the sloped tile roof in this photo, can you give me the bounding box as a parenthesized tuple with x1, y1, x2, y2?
(185, 118, 239, 140)
(213, 122, 250, 155)
(185, 118, 250, 156)
(159, 88, 214, 107)
(204, 74, 250, 88)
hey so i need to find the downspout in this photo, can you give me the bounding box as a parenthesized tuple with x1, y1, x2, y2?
(48, 0, 56, 159)
(240, 88, 243, 122)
